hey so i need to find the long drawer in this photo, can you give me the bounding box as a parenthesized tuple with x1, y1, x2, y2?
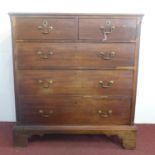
(14, 17, 77, 40)
(16, 70, 133, 96)
(79, 18, 137, 41)
(18, 96, 131, 125)
(16, 43, 135, 69)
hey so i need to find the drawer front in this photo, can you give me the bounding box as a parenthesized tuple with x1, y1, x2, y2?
(17, 70, 133, 96)
(18, 96, 131, 125)
(16, 43, 135, 69)
(79, 18, 137, 41)
(14, 17, 77, 40)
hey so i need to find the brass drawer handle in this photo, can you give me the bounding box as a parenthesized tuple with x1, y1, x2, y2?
(38, 79, 53, 88)
(38, 109, 53, 118)
(37, 49, 54, 59)
(100, 20, 115, 41)
(99, 51, 116, 60)
(98, 109, 112, 118)
(37, 19, 53, 34)
(99, 80, 114, 88)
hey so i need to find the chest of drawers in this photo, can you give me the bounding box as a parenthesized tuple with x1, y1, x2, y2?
(10, 13, 143, 149)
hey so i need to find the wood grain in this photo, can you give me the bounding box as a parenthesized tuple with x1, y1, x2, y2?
(14, 17, 77, 40)
(79, 18, 137, 41)
(13, 125, 137, 149)
(16, 43, 135, 69)
(18, 96, 131, 125)
(16, 70, 133, 96)
(10, 13, 143, 149)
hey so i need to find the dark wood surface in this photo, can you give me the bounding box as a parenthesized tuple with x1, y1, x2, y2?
(10, 13, 143, 149)
(13, 125, 137, 149)
(16, 43, 135, 69)
(14, 17, 78, 40)
(79, 18, 137, 41)
(18, 96, 131, 125)
(16, 70, 133, 96)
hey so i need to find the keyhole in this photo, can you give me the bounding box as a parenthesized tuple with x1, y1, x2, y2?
(106, 20, 111, 25)
(43, 20, 48, 27)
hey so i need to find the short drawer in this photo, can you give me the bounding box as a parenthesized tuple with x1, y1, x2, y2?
(16, 43, 135, 69)
(18, 96, 131, 125)
(79, 18, 137, 41)
(17, 70, 133, 96)
(14, 17, 77, 40)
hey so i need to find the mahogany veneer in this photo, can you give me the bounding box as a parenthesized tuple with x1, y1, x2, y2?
(9, 13, 143, 149)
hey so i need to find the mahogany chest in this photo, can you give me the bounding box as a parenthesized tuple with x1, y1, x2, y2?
(10, 13, 143, 149)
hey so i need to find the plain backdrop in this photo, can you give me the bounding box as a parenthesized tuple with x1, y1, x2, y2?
(0, 0, 155, 123)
